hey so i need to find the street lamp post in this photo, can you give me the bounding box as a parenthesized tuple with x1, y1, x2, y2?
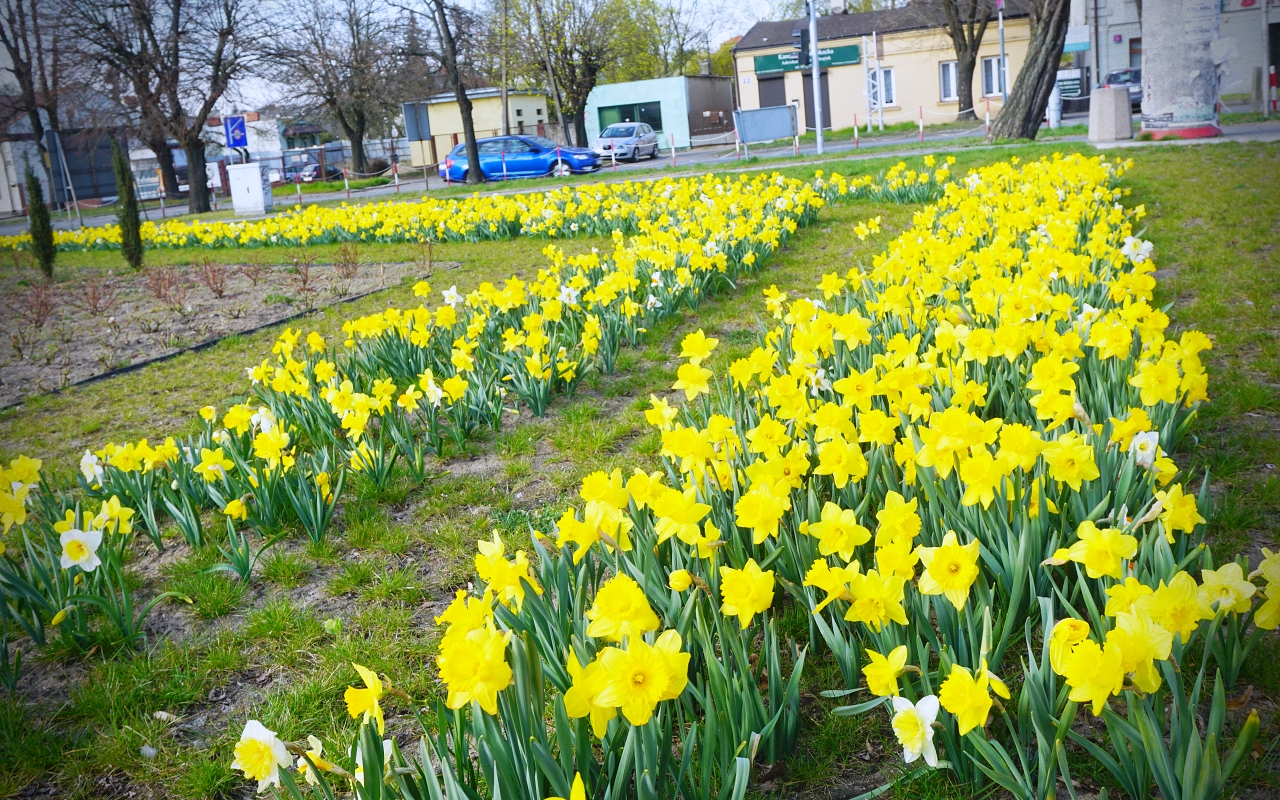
(809, 0, 824, 154)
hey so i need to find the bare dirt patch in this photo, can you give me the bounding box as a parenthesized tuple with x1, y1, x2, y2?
(0, 255, 445, 408)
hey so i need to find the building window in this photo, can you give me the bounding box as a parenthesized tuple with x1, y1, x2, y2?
(880, 68, 896, 106)
(516, 108, 523, 117)
(982, 56, 1006, 97)
(868, 67, 896, 107)
(1129, 37, 1142, 69)
(536, 107, 543, 116)
(940, 61, 958, 102)
(598, 102, 663, 133)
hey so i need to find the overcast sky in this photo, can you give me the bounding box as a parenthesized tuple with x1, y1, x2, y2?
(233, 0, 775, 112)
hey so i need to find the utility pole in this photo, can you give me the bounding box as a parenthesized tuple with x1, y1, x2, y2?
(809, 0, 824, 153)
(997, 0, 1007, 103)
(500, 0, 510, 134)
(1264, 0, 1271, 118)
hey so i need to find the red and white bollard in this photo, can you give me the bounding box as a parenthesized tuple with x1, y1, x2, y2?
(295, 173, 302, 205)
(343, 167, 350, 200)
(159, 184, 166, 218)
(670, 134, 677, 167)
(501, 150, 507, 180)
(985, 99, 991, 135)
(919, 106, 924, 142)
(854, 114, 859, 148)
(444, 159, 452, 187)
(1272, 65, 1277, 112)
(393, 161, 400, 192)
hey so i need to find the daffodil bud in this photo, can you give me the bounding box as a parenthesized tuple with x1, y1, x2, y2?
(668, 569, 692, 592)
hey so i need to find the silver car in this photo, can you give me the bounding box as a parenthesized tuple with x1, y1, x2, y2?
(593, 123, 660, 162)
(1103, 68, 1142, 109)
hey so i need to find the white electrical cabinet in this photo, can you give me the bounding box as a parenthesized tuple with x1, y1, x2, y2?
(226, 162, 274, 215)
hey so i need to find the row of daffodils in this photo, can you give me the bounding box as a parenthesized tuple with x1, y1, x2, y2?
(0, 161, 939, 252)
(0, 155, 1267, 800)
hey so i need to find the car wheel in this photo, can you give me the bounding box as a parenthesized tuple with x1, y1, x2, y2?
(549, 160, 572, 177)
(648, 145, 658, 159)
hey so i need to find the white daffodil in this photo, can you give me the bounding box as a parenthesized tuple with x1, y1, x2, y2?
(251, 406, 277, 433)
(1130, 430, 1160, 470)
(442, 285, 462, 308)
(890, 694, 940, 767)
(558, 284, 580, 304)
(80, 450, 104, 485)
(231, 720, 291, 793)
(1121, 236, 1154, 264)
(59, 528, 103, 573)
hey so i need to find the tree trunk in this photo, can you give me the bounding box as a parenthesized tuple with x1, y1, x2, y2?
(986, 0, 1071, 141)
(430, 0, 481, 184)
(572, 110, 587, 150)
(500, 0, 509, 136)
(941, 0, 993, 122)
(184, 138, 211, 214)
(349, 133, 368, 174)
(337, 110, 369, 174)
(956, 55, 978, 121)
(23, 108, 54, 189)
(149, 136, 180, 196)
(458, 90, 481, 184)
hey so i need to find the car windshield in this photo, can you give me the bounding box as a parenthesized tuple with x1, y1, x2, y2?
(600, 125, 637, 138)
(1107, 70, 1139, 84)
(525, 136, 558, 150)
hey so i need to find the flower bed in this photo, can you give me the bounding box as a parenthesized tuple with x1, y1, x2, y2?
(2, 154, 1265, 800)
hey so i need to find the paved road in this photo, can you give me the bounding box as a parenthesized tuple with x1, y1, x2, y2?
(4, 112, 1277, 237)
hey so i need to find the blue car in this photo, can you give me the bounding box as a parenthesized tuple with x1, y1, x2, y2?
(438, 135, 599, 182)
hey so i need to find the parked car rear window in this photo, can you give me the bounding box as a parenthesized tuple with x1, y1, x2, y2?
(601, 125, 637, 138)
(1106, 69, 1140, 84)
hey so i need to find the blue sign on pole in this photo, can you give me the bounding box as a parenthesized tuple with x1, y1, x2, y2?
(224, 115, 248, 148)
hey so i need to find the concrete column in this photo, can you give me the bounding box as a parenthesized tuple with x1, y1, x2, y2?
(1089, 86, 1134, 141)
(1140, 0, 1222, 138)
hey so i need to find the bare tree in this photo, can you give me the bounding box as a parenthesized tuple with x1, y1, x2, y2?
(269, 0, 397, 175)
(939, 0, 994, 120)
(72, 0, 257, 213)
(0, 0, 63, 187)
(517, 0, 621, 146)
(986, 0, 1070, 140)
(426, 0, 482, 183)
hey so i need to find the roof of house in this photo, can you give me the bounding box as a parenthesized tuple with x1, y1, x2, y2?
(734, 0, 1030, 53)
(417, 87, 547, 105)
(282, 122, 326, 136)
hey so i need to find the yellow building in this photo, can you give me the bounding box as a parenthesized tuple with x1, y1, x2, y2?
(406, 88, 548, 167)
(734, 4, 1031, 133)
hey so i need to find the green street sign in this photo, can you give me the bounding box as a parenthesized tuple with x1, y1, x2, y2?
(754, 44, 861, 75)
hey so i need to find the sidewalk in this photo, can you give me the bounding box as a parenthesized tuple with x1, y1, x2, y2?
(4, 115, 1277, 238)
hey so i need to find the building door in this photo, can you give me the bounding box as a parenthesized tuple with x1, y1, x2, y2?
(802, 70, 832, 130)
(758, 76, 786, 108)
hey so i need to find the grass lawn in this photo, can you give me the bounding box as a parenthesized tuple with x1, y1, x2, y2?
(0, 141, 1277, 799)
